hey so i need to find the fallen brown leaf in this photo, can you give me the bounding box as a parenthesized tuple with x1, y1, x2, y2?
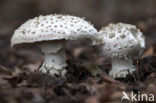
(0, 65, 12, 75)
(141, 45, 156, 58)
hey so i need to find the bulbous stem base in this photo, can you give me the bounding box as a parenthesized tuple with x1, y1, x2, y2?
(39, 42, 67, 77)
(109, 57, 135, 78)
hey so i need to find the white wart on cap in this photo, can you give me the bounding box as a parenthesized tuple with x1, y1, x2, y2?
(11, 14, 97, 46)
(98, 23, 145, 78)
(11, 14, 97, 76)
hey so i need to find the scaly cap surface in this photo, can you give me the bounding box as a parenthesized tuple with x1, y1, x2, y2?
(98, 23, 145, 58)
(11, 14, 97, 46)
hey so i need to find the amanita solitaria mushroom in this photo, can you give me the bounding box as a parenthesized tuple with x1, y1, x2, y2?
(11, 14, 97, 76)
(97, 23, 145, 78)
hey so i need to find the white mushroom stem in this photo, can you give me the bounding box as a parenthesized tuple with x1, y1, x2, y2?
(39, 41, 67, 76)
(109, 57, 135, 78)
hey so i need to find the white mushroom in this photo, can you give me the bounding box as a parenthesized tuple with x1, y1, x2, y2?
(11, 14, 97, 76)
(98, 23, 145, 78)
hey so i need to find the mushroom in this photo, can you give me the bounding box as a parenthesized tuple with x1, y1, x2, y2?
(97, 23, 145, 78)
(11, 14, 97, 76)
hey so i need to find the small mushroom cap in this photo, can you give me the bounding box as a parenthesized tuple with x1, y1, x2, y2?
(11, 14, 97, 47)
(98, 23, 145, 58)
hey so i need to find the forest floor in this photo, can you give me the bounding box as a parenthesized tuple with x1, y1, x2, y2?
(0, 38, 155, 103)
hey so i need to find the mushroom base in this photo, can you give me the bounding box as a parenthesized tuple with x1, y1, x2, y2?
(109, 57, 135, 78)
(39, 42, 67, 76)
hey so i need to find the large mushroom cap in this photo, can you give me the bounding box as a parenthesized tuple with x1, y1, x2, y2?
(11, 14, 97, 47)
(98, 23, 145, 58)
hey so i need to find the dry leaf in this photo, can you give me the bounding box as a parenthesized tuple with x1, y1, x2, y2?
(141, 45, 156, 58)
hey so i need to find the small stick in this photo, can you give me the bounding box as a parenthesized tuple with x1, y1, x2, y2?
(136, 59, 139, 80)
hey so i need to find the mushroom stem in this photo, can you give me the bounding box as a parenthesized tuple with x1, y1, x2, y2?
(109, 57, 135, 78)
(39, 42, 67, 76)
